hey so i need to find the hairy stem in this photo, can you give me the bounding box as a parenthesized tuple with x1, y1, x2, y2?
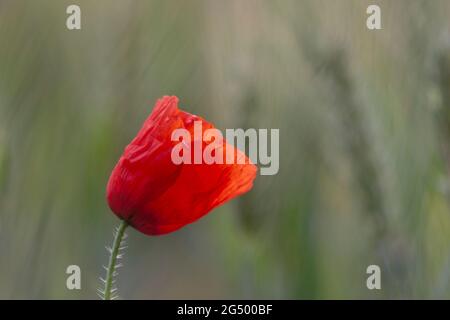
(103, 220, 128, 300)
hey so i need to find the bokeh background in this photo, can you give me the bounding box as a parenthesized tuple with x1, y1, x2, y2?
(1, 0, 450, 299)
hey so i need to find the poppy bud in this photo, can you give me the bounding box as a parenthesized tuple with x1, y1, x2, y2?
(106, 96, 257, 235)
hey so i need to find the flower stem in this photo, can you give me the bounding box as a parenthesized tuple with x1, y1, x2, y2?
(104, 220, 128, 300)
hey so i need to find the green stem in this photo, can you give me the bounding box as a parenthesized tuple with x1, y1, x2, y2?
(104, 220, 128, 300)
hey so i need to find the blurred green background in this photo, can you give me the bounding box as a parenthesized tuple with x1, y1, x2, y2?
(1, 0, 450, 299)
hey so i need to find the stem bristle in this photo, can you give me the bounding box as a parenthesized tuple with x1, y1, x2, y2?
(99, 220, 128, 300)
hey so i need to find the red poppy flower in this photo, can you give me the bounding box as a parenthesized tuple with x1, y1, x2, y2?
(106, 96, 257, 235)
